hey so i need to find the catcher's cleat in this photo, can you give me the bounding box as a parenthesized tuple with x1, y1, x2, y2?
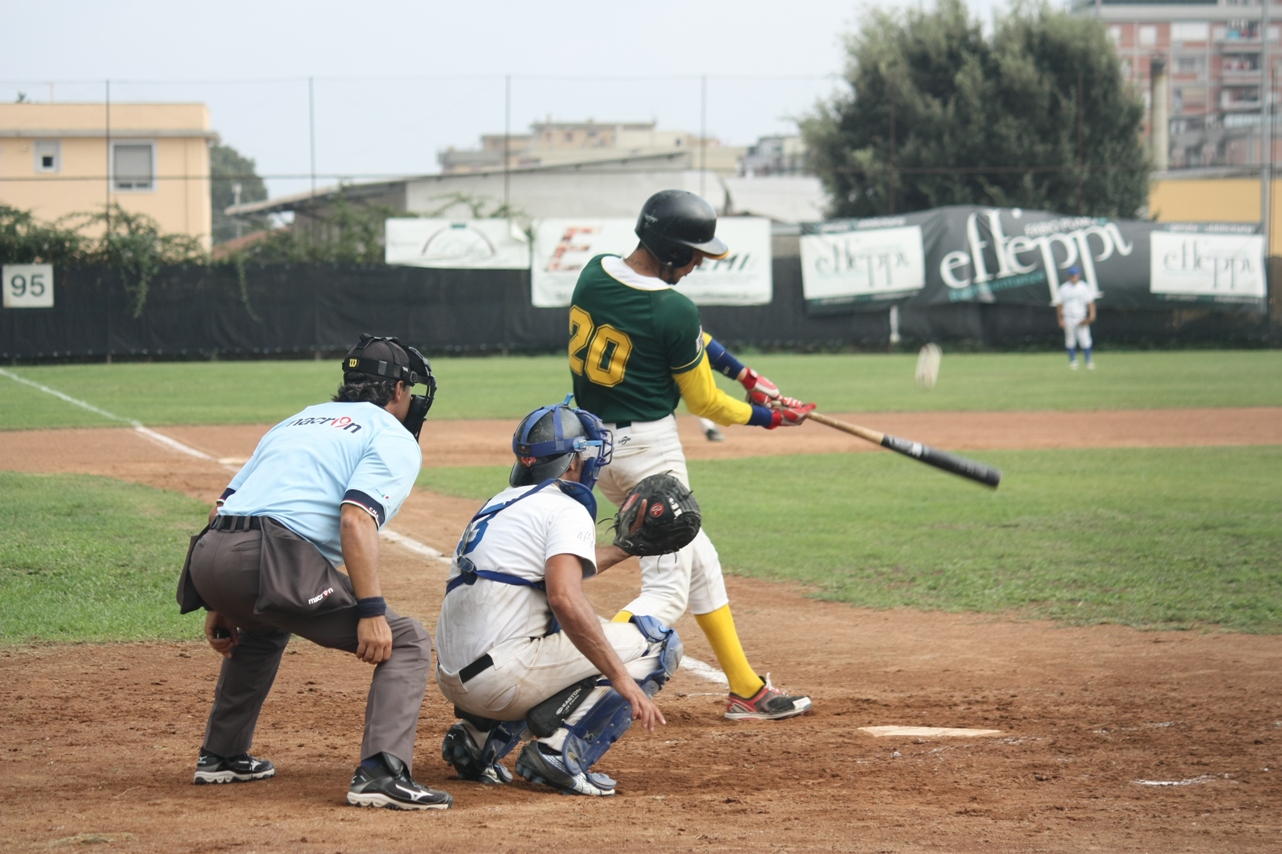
(441, 723, 513, 785)
(725, 673, 812, 721)
(515, 742, 615, 797)
(193, 751, 276, 784)
(347, 752, 452, 810)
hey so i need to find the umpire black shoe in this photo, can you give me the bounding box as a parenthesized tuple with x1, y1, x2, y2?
(347, 752, 452, 810)
(193, 751, 276, 784)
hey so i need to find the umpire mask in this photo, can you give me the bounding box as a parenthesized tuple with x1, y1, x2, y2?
(342, 334, 437, 440)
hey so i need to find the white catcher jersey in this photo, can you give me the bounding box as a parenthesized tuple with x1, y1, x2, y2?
(1056, 280, 1095, 323)
(435, 484, 597, 673)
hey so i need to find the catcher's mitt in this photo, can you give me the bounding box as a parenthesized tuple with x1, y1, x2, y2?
(612, 472, 702, 557)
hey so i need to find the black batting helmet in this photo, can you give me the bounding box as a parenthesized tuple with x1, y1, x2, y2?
(635, 190, 729, 268)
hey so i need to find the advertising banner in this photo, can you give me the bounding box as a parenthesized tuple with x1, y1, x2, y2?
(530, 217, 773, 308)
(800, 207, 1265, 314)
(385, 219, 530, 269)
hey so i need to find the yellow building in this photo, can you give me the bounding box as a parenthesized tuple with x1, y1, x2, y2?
(1149, 173, 1281, 256)
(0, 102, 216, 249)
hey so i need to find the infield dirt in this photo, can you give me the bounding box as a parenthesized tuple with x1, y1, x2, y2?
(2, 411, 1280, 852)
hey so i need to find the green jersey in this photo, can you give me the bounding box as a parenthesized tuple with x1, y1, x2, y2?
(569, 254, 704, 423)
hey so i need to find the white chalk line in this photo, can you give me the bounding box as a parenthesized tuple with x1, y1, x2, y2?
(0, 367, 218, 462)
(1134, 775, 1223, 787)
(3, 367, 731, 686)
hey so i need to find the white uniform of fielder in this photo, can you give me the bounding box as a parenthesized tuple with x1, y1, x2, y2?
(1055, 274, 1096, 368)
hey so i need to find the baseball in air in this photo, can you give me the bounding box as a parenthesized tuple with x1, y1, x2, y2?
(915, 343, 942, 389)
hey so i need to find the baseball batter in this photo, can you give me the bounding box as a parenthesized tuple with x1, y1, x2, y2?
(1055, 265, 1097, 370)
(568, 189, 814, 721)
(434, 401, 683, 796)
(177, 335, 452, 810)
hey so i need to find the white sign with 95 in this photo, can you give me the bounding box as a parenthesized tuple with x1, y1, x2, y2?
(3, 264, 55, 309)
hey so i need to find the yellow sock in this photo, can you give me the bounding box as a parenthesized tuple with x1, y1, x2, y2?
(694, 605, 764, 699)
(611, 610, 633, 623)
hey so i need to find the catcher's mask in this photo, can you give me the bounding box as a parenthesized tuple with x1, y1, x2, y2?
(510, 395, 613, 492)
(635, 189, 729, 271)
(342, 333, 437, 440)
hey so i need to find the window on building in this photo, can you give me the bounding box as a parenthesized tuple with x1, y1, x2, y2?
(1139, 26, 1158, 47)
(1108, 25, 1122, 45)
(1171, 22, 1209, 43)
(112, 142, 154, 191)
(1177, 56, 1205, 74)
(34, 140, 60, 172)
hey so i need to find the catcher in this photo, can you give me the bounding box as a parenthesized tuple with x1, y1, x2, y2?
(433, 399, 698, 796)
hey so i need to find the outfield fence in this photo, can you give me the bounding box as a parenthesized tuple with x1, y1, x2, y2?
(1, 259, 1277, 362)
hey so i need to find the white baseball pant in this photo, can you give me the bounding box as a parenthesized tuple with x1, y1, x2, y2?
(437, 621, 656, 722)
(1063, 320, 1093, 350)
(596, 414, 729, 628)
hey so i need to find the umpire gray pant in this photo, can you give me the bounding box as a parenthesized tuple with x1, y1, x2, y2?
(188, 528, 431, 774)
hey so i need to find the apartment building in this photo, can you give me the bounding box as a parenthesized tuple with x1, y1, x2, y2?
(1075, 0, 1281, 168)
(438, 118, 746, 176)
(0, 102, 216, 247)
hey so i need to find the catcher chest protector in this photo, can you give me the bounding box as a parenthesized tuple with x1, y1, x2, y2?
(342, 334, 437, 440)
(635, 190, 730, 269)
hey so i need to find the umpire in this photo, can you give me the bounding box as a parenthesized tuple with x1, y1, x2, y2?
(177, 334, 451, 810)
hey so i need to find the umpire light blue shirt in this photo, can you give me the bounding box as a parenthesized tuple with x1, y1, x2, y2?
(218, 401, 422, 567)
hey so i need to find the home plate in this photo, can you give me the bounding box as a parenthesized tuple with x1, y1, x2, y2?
(859, 726, 1003, 738)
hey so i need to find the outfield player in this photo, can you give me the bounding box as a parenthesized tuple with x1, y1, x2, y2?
(567, 189, 814, 721)
(435, 401, 681, 796)
(1055, 265, 1097, 370)
(178, 335, 452, 810)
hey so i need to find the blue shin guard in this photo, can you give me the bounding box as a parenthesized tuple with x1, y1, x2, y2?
(559, 617, 683, 779)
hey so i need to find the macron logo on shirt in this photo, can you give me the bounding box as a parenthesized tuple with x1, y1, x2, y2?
(285, 415, 363, 434)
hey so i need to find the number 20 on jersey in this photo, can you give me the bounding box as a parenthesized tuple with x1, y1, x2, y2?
(568, 306, 634, 387)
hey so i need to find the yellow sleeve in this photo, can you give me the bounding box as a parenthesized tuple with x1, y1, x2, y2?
(673, 355, 753, 426)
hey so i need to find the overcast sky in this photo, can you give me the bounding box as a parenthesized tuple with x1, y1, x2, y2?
(4, 0, 1011, 199)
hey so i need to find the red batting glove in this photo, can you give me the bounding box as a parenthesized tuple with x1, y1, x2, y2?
(768, 401, 816, 429)
(740, 368, 780, 400)
(749, 389, 806, 409)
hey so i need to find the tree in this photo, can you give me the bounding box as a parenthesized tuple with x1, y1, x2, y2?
(0, 203, 205, 317)
(801, 0, 1149, 219)
(210, 143, 270, 244)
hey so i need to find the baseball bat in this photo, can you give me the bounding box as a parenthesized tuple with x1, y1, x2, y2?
(808, 411, 1002, 489)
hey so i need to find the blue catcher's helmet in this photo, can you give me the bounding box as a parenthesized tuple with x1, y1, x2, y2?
(510, 396, 613, 492)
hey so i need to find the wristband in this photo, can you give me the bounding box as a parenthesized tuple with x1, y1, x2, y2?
(705, 338, 747, 380)
(747, 404, 777, 429)
(355, 596, 387, 618)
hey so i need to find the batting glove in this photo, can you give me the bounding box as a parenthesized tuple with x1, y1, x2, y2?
(749, 389, 806, 409)
(739, 368, 780, 400)
(768, 401, 816, 429)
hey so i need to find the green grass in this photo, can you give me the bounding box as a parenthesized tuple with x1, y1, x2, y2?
(4, 350, 1281, 430)
(416, 466, 512, 502)
(5, 448, 1279, 642)
(697, 446, 1282, 632)
(416, 447, 1282, 633)
(0, 472, 209, 642)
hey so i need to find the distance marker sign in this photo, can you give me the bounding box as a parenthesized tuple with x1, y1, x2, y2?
(3, 264, 54, 308)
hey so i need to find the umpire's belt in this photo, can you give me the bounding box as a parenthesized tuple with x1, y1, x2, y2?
(211, 515, 263, 532)
(459, 653, 494, 684)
